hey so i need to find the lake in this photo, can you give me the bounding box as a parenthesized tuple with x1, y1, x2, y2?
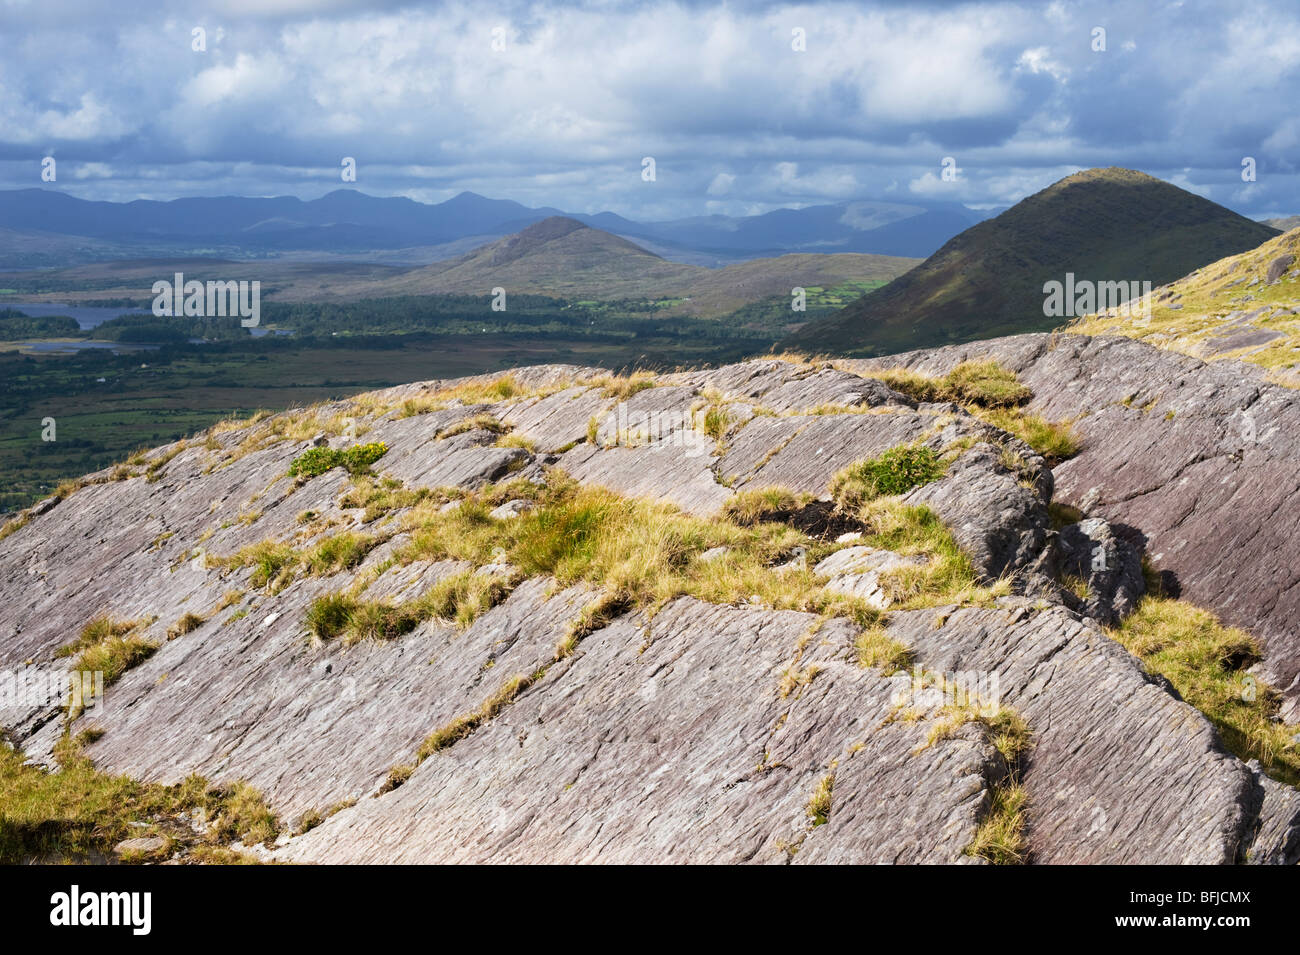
(3, 302, 145, 330)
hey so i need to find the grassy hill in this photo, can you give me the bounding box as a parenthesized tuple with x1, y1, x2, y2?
(340, 216, 700, 302)
(287, 217, 918, 317)
(1070, 225, 1300, 385)
(785, 168, 1279, 357)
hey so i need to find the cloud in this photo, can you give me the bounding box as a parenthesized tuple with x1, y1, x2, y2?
(0, 0, 1294, 218)
(706, 172, 735, 196)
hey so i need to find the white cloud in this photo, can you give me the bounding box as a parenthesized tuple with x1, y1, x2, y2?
(0, 0, 1294, 218)
(706, 172, 735, 196)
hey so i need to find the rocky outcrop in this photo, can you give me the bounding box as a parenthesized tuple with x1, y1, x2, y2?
(281, 601, 999, 864)
(1, 355, 1295, 863)
(890, 603, 1260, 864)
(849, 332, 1300, 720)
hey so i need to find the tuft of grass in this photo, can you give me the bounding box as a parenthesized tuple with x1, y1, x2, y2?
(592, 371, 657, 399)
(398, 395, 441, 417)
(305, 593, 356, 641)
(303, 531, 380, 576)
(495, 432, 537, 452)
(57, 616, 140, 657)
(305, 591, 438, 646)
(0, 737, 280, 863)
(295, 799, 355, 835)
(340, 477, 430, 522)
(144, 442, 187, 483)
(167, 612, 206, 640)
(415, 670, 544, 761)
(438, 413, 507, 439)
(977, 408, 1081, 466)
(419, 570, 514, 630)
(341, 600, 422, 645)
(423, 373, 523, 406)
(855, 621, 911, 674)
(943, 360, 1033, 408)
(0, 513, 30, 543)
(806, 773, 834, 826)
(967, 784, 1028, 865)
(779, 664, 824, 699)
(58, 616, 157, 691)
(378, 764, 413, 794)
(205, 780, 280, 847)
(223, 539, 297, 591)
(215, 589, 245, 612)
(722, 486, 801, 526)
(830, 444, 945, 509)
(1109, 595, 1300, 785)
(700, 402, 731, 441)
(869, 360, 1030, 408)
(74, 637, 157, 688)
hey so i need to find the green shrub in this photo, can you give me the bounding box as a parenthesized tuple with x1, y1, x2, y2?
(288, 447, 340, 479)
(289, 442, 388, 479)
(831, 444, 945, 508)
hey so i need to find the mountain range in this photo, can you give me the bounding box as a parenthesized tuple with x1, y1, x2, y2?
(0, 215, 921, 321)
(0, 187, 985, 270)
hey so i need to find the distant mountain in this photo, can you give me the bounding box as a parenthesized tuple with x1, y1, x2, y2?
(350, 216, 700, 300)
(274, 216, 921, 317)
(0, 188, 978, 270)
(626, 199, 987, 259)
(0, 188, 548, 248)
(1263, 215, 1300, 232)
(786, 168, 1281, 357)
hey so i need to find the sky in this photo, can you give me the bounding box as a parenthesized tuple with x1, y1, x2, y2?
(1, 0, 1298, 221)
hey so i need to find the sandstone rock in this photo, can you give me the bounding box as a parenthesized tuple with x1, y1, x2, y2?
(1055, 517, 1145, 625)
(279, 599, 998, 864)
(114, 835, 167, 856)
(1266, 254, 1294, 284)
(2, 355, 1295, 865)
(488, 499, 535, 520)
(813, 546, 924, 607)
(850, 333, 1300, 720)
(891, 604, 1264, 863)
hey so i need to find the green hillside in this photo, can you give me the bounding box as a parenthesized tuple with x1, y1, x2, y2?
(786, 168, 1279, 356)
(1071, 224, 1300, 385)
